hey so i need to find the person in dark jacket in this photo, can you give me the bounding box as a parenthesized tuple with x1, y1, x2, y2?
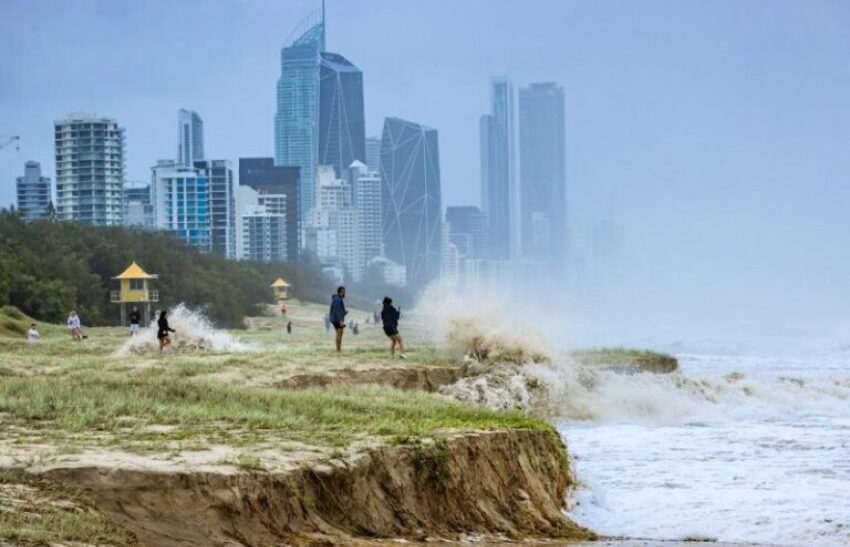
(157, 309, 176, 352)
(329, 286, 347, 352)
(128, 306, 142, 336)
(381, 297, 406, 359)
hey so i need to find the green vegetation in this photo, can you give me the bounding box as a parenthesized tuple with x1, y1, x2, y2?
(0, 210, 334, 327)
(0, 470, 137, 546)
(571, 347, 678, 373)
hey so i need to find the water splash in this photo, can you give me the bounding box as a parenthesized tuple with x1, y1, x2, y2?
(115, 304, 246, 356)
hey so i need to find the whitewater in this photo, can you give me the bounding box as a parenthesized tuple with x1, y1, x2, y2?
(419, 289, 849, 546)
(560, 351, 850, 546)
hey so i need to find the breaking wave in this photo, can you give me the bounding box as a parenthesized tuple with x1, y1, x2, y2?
(419, 288, 850, 424)
(115, 304, 246, 356)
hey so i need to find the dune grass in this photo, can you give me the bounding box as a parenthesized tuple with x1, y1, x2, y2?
(0, 470, 138, 546)
(571, 347, 678, 372)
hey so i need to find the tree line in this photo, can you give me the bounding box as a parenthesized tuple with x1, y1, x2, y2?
(0, 210, 334, 328)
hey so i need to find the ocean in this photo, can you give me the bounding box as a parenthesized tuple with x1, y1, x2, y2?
(558, 352, 850, 546)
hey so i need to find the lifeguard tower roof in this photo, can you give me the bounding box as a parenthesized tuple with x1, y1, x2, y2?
(271, 278, 290, 288)
(113, 261, 158, 280)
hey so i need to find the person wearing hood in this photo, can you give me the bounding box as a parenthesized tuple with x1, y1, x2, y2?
(329, 286, 348, 352)
(157, 309, 176, 352)
(381, 296, 406, 359)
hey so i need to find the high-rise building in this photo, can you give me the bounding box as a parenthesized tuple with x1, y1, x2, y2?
(480, 78, 516, 259)
(275, 6, 365, 218)
(54, 113, 125, 225)
(15, 161, 51, 221)
(239, 157, 300, 260)
(380, 117, 442, 287)
(151, 163, 210, 251)
(519, 82, 566, 268)
(275, 11, 324, 217)
(177, 109, 204, 166)
(123, 181, 153, 229)
(347, 160, 382, 279)
(365, 136, 381, 173)
(234, 185, 288, 262)
(445, 206, 488, 258)
(195, 160, 234, 258)
(319, 52, 365, 178)
(308, 168, 358, 279)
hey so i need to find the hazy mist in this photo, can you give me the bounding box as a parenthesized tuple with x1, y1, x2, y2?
(2, 0, 849, 348)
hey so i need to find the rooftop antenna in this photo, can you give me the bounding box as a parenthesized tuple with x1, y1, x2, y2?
(321, 0, 327, 51)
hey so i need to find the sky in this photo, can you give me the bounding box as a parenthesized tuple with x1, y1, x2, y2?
(2, 0, 849, 345)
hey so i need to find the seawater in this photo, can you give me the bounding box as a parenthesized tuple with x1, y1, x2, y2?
(560, 352, 850, 546)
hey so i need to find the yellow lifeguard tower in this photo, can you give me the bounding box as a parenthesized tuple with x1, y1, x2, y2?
(271, 278, 291, 301)
(111, 262, 159, 325)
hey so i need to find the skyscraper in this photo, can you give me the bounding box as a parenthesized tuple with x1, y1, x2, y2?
(16, 161, 51, 221)
(365, 136, 381, 172)
(480, 78, 516, 259)
(54, 113, 125, 225)
(239, 157, 301, 260)
(235, 185, 288, 262)
(445, 206, 488, 259)
(177, 109, 204, 166)
(275, 5, 365, 219)
(195, 160, 235, 259)
(275, 11, 324, 217)
(151, 163, 211, 251)
(319, 52, 365, 178)
(519, 82, 566, 269)
(347, 160, 382, 278)
(380, 117, 442, 287)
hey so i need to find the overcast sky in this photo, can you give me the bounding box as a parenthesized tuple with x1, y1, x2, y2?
(2, 0, 849, 344)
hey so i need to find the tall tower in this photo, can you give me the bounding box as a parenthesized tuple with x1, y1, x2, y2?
(177, 109, 204, 166)
(519, 82, 567, 269)
(275, 3, 365, 222)
(274, 8, 325, 218)
(380, 117, 442, 287)
(16, 161, 52, 221)
(54, 113, 125, 226)
(480, 78, 516, 260)
(319, 52, 366, 178)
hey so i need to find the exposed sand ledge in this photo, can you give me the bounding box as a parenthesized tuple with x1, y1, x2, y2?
(29, 429, 590, 546)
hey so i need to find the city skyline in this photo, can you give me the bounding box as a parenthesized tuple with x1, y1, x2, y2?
(2, 0, 850, 327)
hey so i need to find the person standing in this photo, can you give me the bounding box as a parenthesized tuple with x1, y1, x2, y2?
(381, 297, 406, 359)
(157, 309, 176, 352)
(286, 321, 292, 334)
(27, 323, 40, 343)
(128, 306, 142, 336)
(67, 311, 82, 341)
(329, 286, 347, 353)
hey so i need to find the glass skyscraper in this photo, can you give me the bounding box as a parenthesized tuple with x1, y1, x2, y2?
(239, 157, 301, 261)
(519, 82, 567, 269)
(380, 117, 442, 287)
(151, 163, 211, 251)
(274, 6, 365, 221)
(274, 13, 324, 218)
(480, 78, 516, 260)
(319, 52, 365, 178)
(195, 160, 235, 259)
(177, 109, 204, 166)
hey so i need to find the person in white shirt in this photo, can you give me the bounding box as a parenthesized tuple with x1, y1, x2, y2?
(67, 311, 82, 341)
(27, 324, 40, 343)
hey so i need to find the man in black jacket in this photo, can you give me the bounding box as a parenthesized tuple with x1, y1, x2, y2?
(380, 297, 406, 359)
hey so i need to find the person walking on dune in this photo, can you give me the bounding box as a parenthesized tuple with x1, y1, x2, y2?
(381, 297, 406, 359)
(128, 306, 141, 336)
(329, 286, 347, 353)
(67, 311, 82, 341)
(157, 309, 176, 352)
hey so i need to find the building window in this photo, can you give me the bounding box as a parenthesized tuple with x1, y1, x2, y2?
(129, 279, 143, 290)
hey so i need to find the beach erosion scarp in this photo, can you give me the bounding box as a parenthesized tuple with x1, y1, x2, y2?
(0, 301, 611, 546)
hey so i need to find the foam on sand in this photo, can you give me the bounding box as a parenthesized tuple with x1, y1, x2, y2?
(116, 304, 245, 356)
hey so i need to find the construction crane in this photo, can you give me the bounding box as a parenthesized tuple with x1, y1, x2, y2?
(0, 135, 21, 151)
